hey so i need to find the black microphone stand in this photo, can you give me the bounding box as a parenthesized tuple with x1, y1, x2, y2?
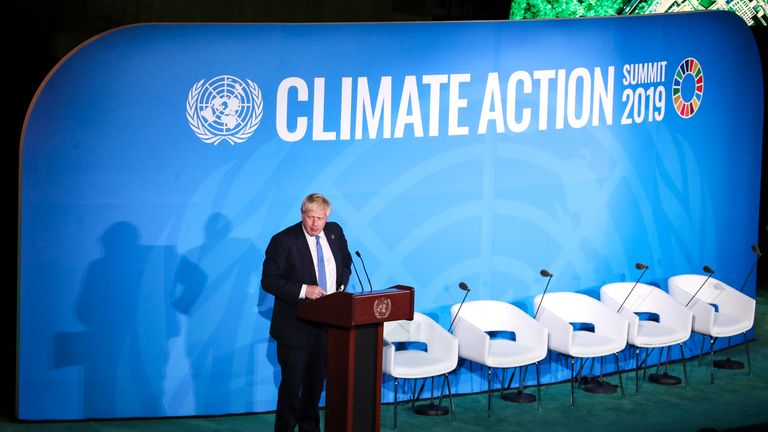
(447, 282, 471, 333)
(413, 282, 470, 417)
(616, 263, 649, 314)
(350, 258, 365, 293)
(533, 269, 553, 320)
(504, 270, 552, 402)
(685, 265, 715, 307)
(355, 251, 374, 292)
(738, 245, 761, 293)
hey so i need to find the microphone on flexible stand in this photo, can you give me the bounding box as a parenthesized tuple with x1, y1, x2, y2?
(413, 281, 470, 417)
(685, 265, 715, 307)
(616, 263, 649, 314)
(533, 269, 553, 320)
(715, 250, 756, 370)
(738, 245, 762, 293)
(447, 282, 471, 333)
(612, 261, 678, 386)
(504, 272, 552, 403)
(534, 267, 617, 393)
(355, 250, 374, 292)
(350, 255, 365, 293)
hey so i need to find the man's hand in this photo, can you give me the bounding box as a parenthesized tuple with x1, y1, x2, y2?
(306, 285, 326, 300)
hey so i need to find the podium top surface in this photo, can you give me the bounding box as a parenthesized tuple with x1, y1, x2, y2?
(298, 285, 414, 328)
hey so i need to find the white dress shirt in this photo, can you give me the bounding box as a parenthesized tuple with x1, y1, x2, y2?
(299, 227, 338, 299)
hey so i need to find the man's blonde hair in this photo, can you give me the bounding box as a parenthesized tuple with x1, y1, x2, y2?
(301, 193, 331, 216)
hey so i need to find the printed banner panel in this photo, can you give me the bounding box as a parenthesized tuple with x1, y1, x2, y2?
(19, 12, 763, 419)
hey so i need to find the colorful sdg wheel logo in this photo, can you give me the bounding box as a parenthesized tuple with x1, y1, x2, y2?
(671, 58, 703, 118)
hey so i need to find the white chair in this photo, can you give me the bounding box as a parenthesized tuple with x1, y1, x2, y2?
(668, 274, 755, 383)
(449, 300, 548, 416)
(600, 282, 693, 392)
(533, 292, 628, 406)
(382, 312, 459, 430)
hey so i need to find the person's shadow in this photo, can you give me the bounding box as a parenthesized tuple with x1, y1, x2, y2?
(59, 221, 177, 418)
(173, 213, 262, 414)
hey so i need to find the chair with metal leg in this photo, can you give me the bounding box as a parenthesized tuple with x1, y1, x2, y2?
(533, 292, 628, 406)
(668, 274, 755, 384)
(382, 312, 459, 431)
(449, 300, 548, 417)
(600, 282, 693, 392)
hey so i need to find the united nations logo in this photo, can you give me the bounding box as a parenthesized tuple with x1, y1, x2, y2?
(373, 298, 392, 320)
(186, 75, 263, 145)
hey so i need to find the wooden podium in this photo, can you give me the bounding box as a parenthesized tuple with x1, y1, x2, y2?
(298, 285, 414, 432)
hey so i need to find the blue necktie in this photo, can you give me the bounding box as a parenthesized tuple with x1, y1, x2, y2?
(316, 235, 327, 292)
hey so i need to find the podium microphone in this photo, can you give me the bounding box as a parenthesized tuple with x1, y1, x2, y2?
(350, 256, 365, 293)
(738, 244, 762, 293)
(533, 269, 553, 319)
(447, 282, 471, 332)
(355, 250, 374, 292)
(685, 265, 715, 307)
(616, 263, 650, 313)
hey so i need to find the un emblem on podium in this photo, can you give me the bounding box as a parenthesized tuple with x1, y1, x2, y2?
(186, 75, 263, 145)
(373, 298, 391, 320)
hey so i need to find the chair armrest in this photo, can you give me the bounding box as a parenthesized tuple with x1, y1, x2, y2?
(591, 305, 629, 343)
(655, 299, 693, 333)
(536, 307, 573, 354)
(669, 284, 715, 334)
(618, 309, 639, 343)
(512, 314, 547, 343)
(423, 320, 459, 369)
(382, 341, 395, 375)
(452, 316, 490, 364)
(689, 301, 716, 334)
(713, 290, 756, 329)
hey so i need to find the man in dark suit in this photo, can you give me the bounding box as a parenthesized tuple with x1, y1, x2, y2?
(262, 193, 352, 432)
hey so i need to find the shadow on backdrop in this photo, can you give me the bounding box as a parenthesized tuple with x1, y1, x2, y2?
(173, 213, 263, 414)
(55, 221, 177, 418)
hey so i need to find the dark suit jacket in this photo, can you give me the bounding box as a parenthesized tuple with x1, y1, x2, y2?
(261, 221, 352, 346)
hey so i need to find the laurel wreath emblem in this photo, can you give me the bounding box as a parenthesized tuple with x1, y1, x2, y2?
(186, 77, 263, 145)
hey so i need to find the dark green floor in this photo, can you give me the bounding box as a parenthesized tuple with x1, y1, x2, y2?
(5, 291, 767, 432)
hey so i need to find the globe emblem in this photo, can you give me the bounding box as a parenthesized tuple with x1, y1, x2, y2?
(187, 75, 263, 145)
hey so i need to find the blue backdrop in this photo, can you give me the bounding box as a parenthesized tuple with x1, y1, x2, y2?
(19, 12, 763, 420)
